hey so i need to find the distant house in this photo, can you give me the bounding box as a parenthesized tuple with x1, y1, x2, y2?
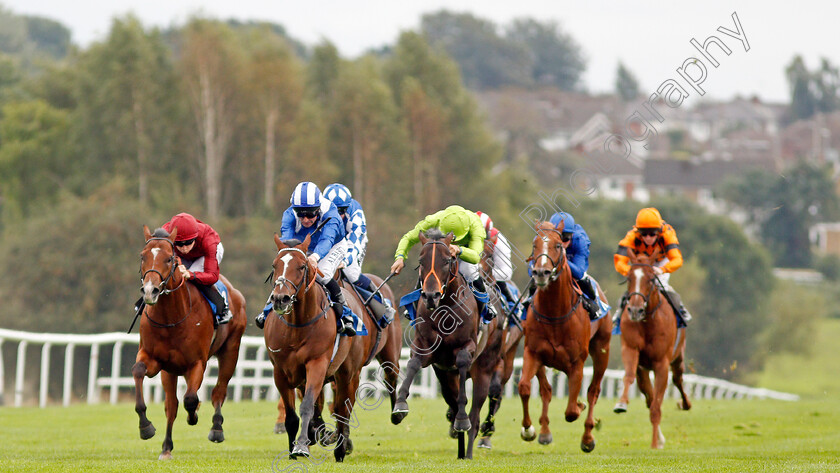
(644, 157, 776, 214)
(585, 152, 648, 201)
(810, 222, 840, 256)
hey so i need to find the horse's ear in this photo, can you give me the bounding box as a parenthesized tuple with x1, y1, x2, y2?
(418, 231, 428, 245)
(169, 227, 178, 242)
(534, 219, 542, 231)
(300, 232, 312, 250)
(444, 232, 454, 244)
(274, 233, 283, 250)
(555, 219, 565, 232)
(143, 225, 151, 241)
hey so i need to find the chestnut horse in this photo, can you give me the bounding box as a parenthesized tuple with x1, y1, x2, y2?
(134, 226, 246, 460)
(272, 272, 403, 437)
(613, 249, 691, 449)
(391, 229, 502, 459)
(519, 221, 611, 452)
(265, 234, 384, 462)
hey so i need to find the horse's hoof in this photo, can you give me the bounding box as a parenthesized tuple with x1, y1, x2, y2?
(321, 429, 338, 446)
(187, 413, 198, 426)
(538, 433, 553, 445)
(345, 437, 354, 455)
(391, 411, 407, 425)
(139, 423, 156, 440)
(208, 429, 224, 443)
(453, 417, 471, 432)
(290, 444, 310, 459)
(274, 422, 286, 434)
(678, 400, 692, 411)
(613, 402, 628, 414)
(521, 425, 536, 441)
(581, 439, 596, 453)
(158, 451, 172, 461)
(480, 420, 495, 437)
(478, 437, 492, 449)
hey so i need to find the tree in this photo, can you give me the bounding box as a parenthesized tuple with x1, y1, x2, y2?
(178, 19, 245, 219)
(615, 62, 640, 102)
(506, 18, 586, 90)
(785, 55, 840, 120)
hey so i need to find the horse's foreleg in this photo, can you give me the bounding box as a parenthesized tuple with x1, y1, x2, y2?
(159, 371, 178, 460)
(517, 350, 539, 442)
(536, 365, 553, 444)
(331, 373, 360, 462)
(615, 344, 640, 413)
(453, 349, 473, 435)
(291, 359, 328, 459)
(582, 337, 610, 453)
(637, 366, 654, 408)
(275, 398, 287, 434)
(671, 336, 691, 411)
(274, 376, 298, 458)
(132, 354, 160, 441)
(208, 339, 241, 443)
(650, 361, 670, 449)
(466, 368, 491, 459)
(564, 362, 585, 423)
(392, 353, 426, 424)
(480, 368, 503, 442)
(183, 361, 207, 427)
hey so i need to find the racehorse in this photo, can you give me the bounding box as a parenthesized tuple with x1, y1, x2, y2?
(519, 220, 611, 452)
(391, 229, 502, 459)
(264, 233, 386, 462)
(134, 226, 246, 460)
(271, 271, 403, 439)
(613, 248, 691, 449)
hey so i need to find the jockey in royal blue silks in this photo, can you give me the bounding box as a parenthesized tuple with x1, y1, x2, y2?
(323, 183, 395, 327)
(523, 211, 610, 321)
(255, 181, 358, 336)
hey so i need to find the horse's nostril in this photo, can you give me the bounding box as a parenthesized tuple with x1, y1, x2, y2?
(281, 295, 291, 304)
(433, 292, 442, 300)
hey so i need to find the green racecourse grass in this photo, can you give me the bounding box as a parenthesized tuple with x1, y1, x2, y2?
(3, 395, 839, 472)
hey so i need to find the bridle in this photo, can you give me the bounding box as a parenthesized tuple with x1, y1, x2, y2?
(627, 262, 663, 317)
(530, 228, 567, 282)
(140, 237, 186, 295)
(268, 247, 327, 329)
(420, 240, 459, 296)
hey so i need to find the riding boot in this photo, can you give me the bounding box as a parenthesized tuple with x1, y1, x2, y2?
(472, 278, 497, 322)
(494, 280, 515, 310)
(577, 275, 597, 300)
(254, 297, 271, 329)
(521, 283, 537, 320)
(197, 283, 232, 326)
(360, 279, 396, 328)
(664, 289, 692, 323)
(612, 292, 628, 323)
(326, 279, 356, 336)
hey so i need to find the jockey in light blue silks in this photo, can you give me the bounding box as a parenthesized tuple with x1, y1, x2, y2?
(523, 212, 610, 321)
(255, 181, 356, 336)
(323, 183, 395, 326)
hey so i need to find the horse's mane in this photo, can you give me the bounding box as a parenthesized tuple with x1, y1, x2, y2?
(423, 228, 446, 241)
(152, 228, 170, 238)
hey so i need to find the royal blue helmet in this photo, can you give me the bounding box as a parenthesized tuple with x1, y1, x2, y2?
(550, 211, 575, 233)
(323, 183, 353, 208)
(290, 181, 321, 208)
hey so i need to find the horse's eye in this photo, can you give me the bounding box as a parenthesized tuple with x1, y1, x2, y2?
(555, 244, 562, 249)
(299, 265, 305, 271)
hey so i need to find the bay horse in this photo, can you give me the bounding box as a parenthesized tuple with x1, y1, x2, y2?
(613, 248, 691, 449)
(272, 272, 403, 439)
(519, 220, 611, 452)
(391, 229, 502, 459)
(134, 226, 246, 460)
(264, 233, 383, 462)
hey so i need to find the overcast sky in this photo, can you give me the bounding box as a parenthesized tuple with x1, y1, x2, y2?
(5, 1, 837, 103)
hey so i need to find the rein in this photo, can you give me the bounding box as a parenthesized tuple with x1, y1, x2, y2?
(530, 228, 567, 282)
(139, 237, 192, 329)
(421, 240, 459, 296)
(530, 228, 582, 324)
(627, 263, 664, 319)
(269, 247, 329, 329)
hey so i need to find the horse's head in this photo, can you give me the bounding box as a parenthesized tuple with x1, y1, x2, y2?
(418, 229, 456, 310)
(529, 220, 567, 288)
(140, 225, 181, 305)
(269, 232, 317, 314)
(625, 248, 661, 322)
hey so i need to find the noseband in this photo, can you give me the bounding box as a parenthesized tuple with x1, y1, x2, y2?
(627, 263, 663, 316)
(140, 237, 185, 295)
(271, 247, 316, 315)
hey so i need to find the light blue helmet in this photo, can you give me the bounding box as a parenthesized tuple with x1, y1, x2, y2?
(290, 181, 321, 208)
(550, 211, 575, 233)
(323, 183, 353, 208)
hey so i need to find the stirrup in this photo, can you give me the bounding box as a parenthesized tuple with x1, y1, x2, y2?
(255, 312, 266, 329)
(216, 308, 232, 325)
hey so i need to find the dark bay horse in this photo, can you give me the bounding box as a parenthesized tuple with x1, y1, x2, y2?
(264, 234, 382, 462)
(134, 226, 246, 460)
(613, 248, 691, 449)
(391, 229, 502, 459)
(519, 221, 611, 452)
(272, 272, 403, 439)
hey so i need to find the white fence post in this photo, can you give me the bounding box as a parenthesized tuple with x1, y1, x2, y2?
(15, 340, 27, 407)
(87, 343, 99, 404)
(39, 343, 51, 408)
(63, 343, 75, 407)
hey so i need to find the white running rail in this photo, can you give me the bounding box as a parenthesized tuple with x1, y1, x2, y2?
(0, 328, 799, 407)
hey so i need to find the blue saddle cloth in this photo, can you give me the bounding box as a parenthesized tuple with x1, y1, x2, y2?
(352, 285, 394, 328)
(399, 289, 422, 326)
(200, 280, 229, 314)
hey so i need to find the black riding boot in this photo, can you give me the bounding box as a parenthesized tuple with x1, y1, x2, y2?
(197, 283, 231, 326)
(359, 279, 396, 327)
(472, 278, 497, 321)
(521, 283, 537, 316)
(664, 289, 692, 323)
(495, 280, 516, 307)
(612, 292, 628, 323)
(326, 279, 355, 336)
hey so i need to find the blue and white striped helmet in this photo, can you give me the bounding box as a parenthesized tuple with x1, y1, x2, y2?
(290, 181, 321, 208)
(323, 183, 353, 208)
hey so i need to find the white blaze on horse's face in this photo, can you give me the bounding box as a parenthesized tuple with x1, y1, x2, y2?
(151, 248, 160, 262)
(278, 254, 294, 281)
(633, 268, 643, 294)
